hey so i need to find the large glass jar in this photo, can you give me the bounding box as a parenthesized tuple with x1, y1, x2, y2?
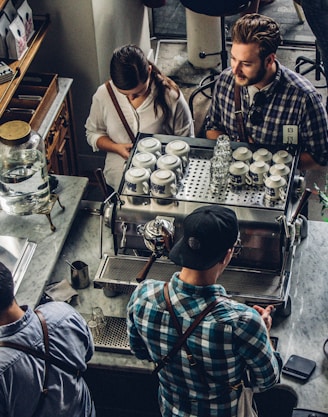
(0, 120, 50, 215)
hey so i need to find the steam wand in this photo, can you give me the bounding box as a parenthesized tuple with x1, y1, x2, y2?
(313, 175, 328, 220)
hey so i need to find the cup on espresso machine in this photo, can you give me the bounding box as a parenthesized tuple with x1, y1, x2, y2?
(150, 169, 177, 201)
(165, 140, 190, 170)
(157, 154, 183, 183)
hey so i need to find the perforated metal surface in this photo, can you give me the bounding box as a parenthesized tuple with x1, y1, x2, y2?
(176, 157, 285, 209)
(83, 314, 130, 353)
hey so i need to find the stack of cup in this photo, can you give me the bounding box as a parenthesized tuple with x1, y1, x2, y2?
(157, 154, 183, 183)
(150, 169, 177, 204)
(165, 140, 190, 171)
(210, 135, 232, 194)
(137, 137, 162, 158)
(125, 167, 150, 205)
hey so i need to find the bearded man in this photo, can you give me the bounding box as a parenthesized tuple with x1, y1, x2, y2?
(205, 14, 328, 171)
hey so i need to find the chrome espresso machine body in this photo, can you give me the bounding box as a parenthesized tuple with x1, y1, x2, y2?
(95, 133, 307, 315)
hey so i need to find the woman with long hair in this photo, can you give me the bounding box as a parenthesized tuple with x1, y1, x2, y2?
(86, 44, 194, 192)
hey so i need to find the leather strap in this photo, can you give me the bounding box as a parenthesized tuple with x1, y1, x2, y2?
(33, 310, 50, 416)
(0, 312, 80, 376)
(105, 80, 136, 143)
(153, 283, 220, 390)
(234, 84, 248, 143)
(0, 310, 81, 417)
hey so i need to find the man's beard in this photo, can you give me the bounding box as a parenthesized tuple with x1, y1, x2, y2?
(234, 64, 266, 87)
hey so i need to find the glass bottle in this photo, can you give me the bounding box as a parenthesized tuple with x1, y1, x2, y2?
(0, 120, 50, 215)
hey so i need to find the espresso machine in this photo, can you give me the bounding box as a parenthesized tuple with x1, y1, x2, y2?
(94, 133, 309, 323)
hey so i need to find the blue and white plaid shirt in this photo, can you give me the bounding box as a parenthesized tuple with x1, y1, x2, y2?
(127, 273, 282, 417)
(205, 61, 328, 166)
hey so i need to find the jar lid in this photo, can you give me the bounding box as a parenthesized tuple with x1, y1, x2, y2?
(0, 121, 31, 146)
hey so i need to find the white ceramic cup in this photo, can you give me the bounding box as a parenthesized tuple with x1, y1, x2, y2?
(269, 163, 290, 181)
(137, 137, 162, 157)
(272, 150, 293, 167)
(124, 167, 150, 195)
(252, 148, 273, 164)
(150, 169, 177, 198)
(165, 140, 190, 169)
(132, 151, 157, 172)
(232, 146, 253, 164)
(229, 161, 252, 187)
(264, 174, 286, 201)
(157, 154, 183, 182)
(249, 160, 270, 186)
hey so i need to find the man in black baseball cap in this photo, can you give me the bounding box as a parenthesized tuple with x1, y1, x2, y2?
(169, 205, 239, 271)
(127, 204, 282, 417)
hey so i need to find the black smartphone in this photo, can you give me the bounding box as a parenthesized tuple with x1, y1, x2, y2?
(282, 354, 316, 381)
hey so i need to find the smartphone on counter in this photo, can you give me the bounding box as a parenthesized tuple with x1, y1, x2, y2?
(282, 354, 316, 381)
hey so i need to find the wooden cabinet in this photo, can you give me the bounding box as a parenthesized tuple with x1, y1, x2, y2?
(0, 14, 50, 118)
(0, 6, 77, 176)
(44, 84, 77, 175)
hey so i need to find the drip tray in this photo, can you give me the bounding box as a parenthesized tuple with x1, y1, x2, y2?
(94, 254, 177, 295)
(82, 313, 131, 354)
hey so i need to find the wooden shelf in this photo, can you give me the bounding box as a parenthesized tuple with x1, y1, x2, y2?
(0, 15, 50, 119)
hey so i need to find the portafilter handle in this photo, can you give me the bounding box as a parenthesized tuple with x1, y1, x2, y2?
(290, 188, 312, 225)
(136, 253, 157, 283)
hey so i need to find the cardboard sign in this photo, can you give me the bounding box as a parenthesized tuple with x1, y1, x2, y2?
(6, 15, 27, 60)
(3, 0, 16, 22)
(17, 0, 34, 43)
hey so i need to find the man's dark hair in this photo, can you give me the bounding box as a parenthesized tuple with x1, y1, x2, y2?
(231, 14, 282, 60)
(0, 262, 15, 312)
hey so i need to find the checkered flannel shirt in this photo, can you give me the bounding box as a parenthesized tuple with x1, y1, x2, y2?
(127, 273, 282, 417)
(205, 61, 328, 166)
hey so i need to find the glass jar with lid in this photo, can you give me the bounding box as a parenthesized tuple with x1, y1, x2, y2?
(0, 120, 50, 215)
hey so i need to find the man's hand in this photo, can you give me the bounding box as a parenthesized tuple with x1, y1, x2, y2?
(253, 304, 275, 331)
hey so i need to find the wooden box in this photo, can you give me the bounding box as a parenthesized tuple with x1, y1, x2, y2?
(1, 72, 58, 131)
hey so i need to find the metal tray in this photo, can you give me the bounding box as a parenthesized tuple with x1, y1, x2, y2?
(82, 313, 131, 354)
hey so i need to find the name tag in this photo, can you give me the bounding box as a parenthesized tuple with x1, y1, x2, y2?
(283, 125, 298, 145)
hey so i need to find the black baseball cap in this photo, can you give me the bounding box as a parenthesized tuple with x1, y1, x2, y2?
(169, 205, 239, 270)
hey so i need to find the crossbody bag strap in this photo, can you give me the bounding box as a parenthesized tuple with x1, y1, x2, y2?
(30, 310, 50, 417)
(34, 310, 50, 397)
(234, 84, 248, 143)
(0, 310, 81, 417)
(153, 283, 219, 389)
(105, 80, 136, 143)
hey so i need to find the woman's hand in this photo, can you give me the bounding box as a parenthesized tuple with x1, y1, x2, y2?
(114, 142, 133, 159)
(96, 136, 133, 159)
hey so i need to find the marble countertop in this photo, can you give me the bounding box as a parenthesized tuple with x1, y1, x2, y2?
(0, 175, 88, 307)
(48, 204, 328, 411)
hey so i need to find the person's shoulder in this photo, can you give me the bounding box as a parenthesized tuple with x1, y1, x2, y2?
(215, 67, 234, 83)
(279, 63, 317, 94)
(37, 301, 77, 319)
(217, 298, 260, 324)
(99, 82, 110, 93)
(129, 279, 165, 305)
